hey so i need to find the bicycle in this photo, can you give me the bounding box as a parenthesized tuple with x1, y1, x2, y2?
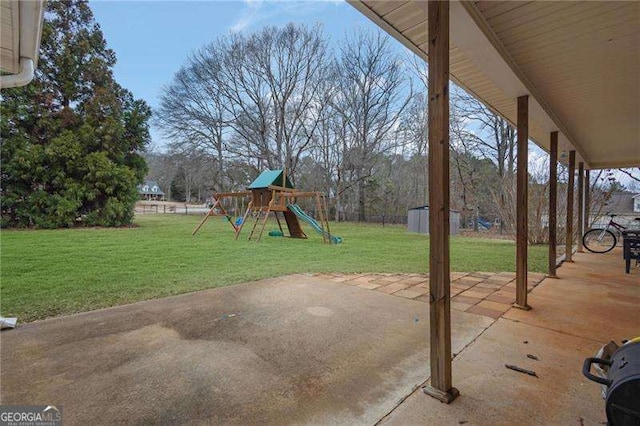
(582, 214, 640, 253)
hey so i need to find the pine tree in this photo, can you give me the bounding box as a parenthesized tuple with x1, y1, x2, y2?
(0, 0, 150, 228)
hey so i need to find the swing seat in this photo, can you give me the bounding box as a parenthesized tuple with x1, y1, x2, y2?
(235, 217, 244, 226)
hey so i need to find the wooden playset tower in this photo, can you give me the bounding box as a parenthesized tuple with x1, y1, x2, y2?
(192, 170, 340, 244)
(245, 169, 306, 241)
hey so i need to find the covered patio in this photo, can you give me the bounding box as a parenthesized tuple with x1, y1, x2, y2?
(349, 0, 640, 404)
(383, 248, 639, 424)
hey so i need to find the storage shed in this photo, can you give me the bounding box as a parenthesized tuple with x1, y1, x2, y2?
(407, 205, 460, 235)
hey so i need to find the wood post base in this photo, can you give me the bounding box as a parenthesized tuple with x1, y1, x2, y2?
(512, 303, 532, 311)
(423, 385, 459, 403)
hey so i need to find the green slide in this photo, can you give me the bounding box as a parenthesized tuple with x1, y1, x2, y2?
(287, 204, 342, 244)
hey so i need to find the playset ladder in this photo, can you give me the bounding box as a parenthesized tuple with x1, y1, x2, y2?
(247, 207, 264, 241)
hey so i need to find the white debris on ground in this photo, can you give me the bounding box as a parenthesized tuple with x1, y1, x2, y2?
(0, 317, 17, 329)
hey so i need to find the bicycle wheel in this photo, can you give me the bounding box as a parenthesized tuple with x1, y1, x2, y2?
(582, 229, 617, 253)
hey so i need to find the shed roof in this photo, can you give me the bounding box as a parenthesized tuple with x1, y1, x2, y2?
(408, 205, 460, 213)
(248, 170, 294, 190)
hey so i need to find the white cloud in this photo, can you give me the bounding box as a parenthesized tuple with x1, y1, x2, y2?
(230, 0, 265, 33)
(228, 0, 345, 34)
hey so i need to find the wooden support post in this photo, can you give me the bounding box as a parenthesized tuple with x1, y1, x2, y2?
(235, 202, 253, 240)
(274, 211, 284, 235)
(257, 209, 271, 243)
(321, 194, 333, 242)
(514, 95, 530, 310)
(577, 162, 584, 253)
(423, 0, 458, 404)
(192, 199, 220, 236)
(248, 207, 263, 241)
(584, 169, 590, 231)
(548, 132, 558, 278)
(315, 193, 328, 244)
(565, 150, 576, 262)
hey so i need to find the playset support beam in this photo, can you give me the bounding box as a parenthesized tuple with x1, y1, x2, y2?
(212, 191, 251, 198)
(192, 192, 251, 236)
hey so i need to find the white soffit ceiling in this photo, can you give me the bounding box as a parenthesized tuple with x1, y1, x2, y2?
(349, 0, 640, 169)
(0, 0, 44, 74)
(0, 0, 20, 74)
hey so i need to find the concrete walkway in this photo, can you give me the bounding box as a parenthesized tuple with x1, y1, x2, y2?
(1, 275, 492, 425)
(381, 249, 639, 425)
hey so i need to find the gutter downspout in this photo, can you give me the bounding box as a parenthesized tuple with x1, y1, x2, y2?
(0, 58, 35, 89)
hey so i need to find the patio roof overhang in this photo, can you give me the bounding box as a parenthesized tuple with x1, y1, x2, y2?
(348, 1, 640, 169)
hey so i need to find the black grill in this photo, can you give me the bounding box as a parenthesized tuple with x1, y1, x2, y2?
(583, 340, 640, 425)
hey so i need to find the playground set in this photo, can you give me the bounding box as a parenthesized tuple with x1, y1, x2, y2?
(192, 170, 341, 244)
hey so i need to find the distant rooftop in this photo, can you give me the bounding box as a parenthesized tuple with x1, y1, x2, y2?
(138, 180, 164, 196)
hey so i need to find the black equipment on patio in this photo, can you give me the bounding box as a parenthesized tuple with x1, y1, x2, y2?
(583, 338, 640, 425)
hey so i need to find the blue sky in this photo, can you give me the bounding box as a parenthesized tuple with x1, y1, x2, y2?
(90, 0, 377, 148)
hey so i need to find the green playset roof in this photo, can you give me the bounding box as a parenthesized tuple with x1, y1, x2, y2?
(248, 170, 294, 190)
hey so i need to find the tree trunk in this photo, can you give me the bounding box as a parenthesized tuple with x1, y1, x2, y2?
(217, 145, 224, 193)
(358, 178, 366, 222)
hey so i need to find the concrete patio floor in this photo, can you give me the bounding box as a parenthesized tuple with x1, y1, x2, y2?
(313, 270, 547, 319)
(1, 249, 636, 425)
(1, 275, 493, 425)
(382, 248, 639, 425)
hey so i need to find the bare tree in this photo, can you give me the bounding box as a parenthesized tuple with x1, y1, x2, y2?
(213, 24, 330, 178)
(156, 58, 228, 192)
(333, 29, 411, 221)
(619, 168, 640, 186)
(310, 63, 346, 218)
(452, 89, 518, 232)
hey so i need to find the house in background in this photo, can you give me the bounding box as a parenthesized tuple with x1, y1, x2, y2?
(589, 191, 640, 228)
(604, 191, 640, 215)
(137, 180, 165, 201)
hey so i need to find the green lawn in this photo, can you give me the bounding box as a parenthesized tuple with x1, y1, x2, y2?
(1, 214, 547, 322)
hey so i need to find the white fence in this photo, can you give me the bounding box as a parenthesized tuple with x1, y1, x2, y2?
(135, 202, 210, 215)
